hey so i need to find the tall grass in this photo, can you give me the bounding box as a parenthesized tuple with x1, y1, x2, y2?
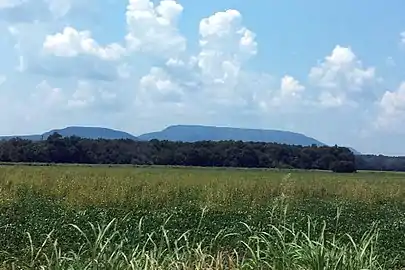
(0, 206, 394, 270)
(0, 165, 404, 208)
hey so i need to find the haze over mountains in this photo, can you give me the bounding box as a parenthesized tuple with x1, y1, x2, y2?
(0, 125, 360, 154)
(138, 125, 325, 146)
(0, 127, 137, 141)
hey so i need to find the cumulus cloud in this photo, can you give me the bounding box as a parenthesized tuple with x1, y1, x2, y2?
(173, 9, 259, 109)
(0, 0, 398, 154)
(257, 75, 307, 113)
(5, 23, 124, 80)
(309, 45, 376, 108)
(43, 26, 125, 60)
(280, 75, 305, 98)
(30, 79, 130, 115)
(67, 80, 124, 111)
(31, 80, 66, 111)
(8, 0, 186, 81)
(125, 0, 186, 57)
(165, 58, 185, 68)
(376, 82, 405, 132)
(138, 67, 184, 103)
(197, 9, 257, 84)
(129, 7, 262, 112)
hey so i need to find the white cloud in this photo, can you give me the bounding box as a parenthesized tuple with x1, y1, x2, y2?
(67, 81, 96, 108)
(67, 81, 120, 110)
(257, 75, 308, 112)
(166, 58, 185, 67)
(130, 8, 262, 112)
(138, 67, 184, 103)
(24, 0, 187, 80)
(32, 80, 65, 108)
(43, 26, 125, 60)
(5, 22, 124, 80)
(30, 79, 130, 115)
(309, 45, 376, 107)
(0, 0, 401, 154)
(197, 9, 257, 80)
(125, 0, 186, 57)
(280, 75, 305, 98)
(191, 9, 258, 107)
(377, 82, 405, 132)
(318, 92, 345, 108)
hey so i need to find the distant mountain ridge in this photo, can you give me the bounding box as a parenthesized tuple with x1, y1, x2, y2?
(0, 125, 361, 154)
(139, 125, 325, 146)
(0, 126, 137, 141)
(44, 126, 137, 140)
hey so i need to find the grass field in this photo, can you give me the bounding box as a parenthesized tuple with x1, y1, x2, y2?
(0, 165, 404, 269)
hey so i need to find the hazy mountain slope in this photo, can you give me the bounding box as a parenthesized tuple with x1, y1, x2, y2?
(0, 125, 361, 154)
(348, 147, 361, 155)
(0, 127, 137, 141)
(43, 126, 138, 140)
(0, 134, 42, 141)
(138, 125, 325, 146)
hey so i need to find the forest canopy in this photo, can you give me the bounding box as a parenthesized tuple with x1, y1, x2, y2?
(0, 132, 360, 172)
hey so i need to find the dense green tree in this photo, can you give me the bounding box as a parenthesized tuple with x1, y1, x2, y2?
(330, 161, 357, 173)
(0, 132, 371, 172)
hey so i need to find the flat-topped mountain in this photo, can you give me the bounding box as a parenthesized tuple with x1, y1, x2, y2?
(0, 125, 360, 154)
(139, 125, 325, 146)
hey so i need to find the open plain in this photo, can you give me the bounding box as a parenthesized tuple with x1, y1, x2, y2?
(0, 165, 404, 269)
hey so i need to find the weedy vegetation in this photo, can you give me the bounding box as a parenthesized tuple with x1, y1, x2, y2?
(0, 165, 404, 269)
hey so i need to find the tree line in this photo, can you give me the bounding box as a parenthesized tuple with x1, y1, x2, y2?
(0, 132, 358, 172)
(355, 154, 405, 172)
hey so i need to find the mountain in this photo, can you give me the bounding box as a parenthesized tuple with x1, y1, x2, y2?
(0, 134, 42, 141)
(0, 126, 137, 141)
(0, 125, 361, 154)
(43, 126, 137, 140)
(138, 125, 325, 146)
(348, 147, 361, 155)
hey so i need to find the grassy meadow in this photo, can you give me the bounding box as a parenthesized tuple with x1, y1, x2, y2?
(0, 165, 404, 269)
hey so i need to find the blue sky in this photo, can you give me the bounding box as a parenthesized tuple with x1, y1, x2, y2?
(1, 0, 405, 155)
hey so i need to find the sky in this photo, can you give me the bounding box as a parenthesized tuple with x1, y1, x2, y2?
(1, 0, 405, 155)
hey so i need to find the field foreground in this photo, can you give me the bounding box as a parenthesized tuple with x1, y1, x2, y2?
(0, 165, 404, 269)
